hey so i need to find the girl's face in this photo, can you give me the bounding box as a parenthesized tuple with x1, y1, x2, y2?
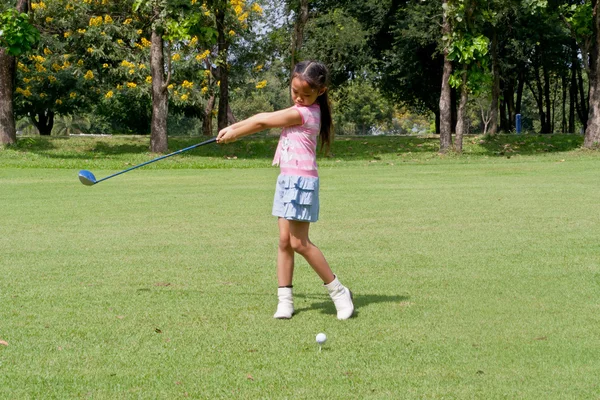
(291, 77, 326, 107)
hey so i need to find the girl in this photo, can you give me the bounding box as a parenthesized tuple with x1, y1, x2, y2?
(216, 61, 354, 320)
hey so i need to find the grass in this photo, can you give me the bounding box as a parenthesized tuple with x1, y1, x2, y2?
(1, 134, 599, 398)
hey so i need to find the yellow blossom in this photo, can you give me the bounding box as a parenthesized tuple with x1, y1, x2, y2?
(172, 53, 181, 62)
(87, 48, 94, 53)
(78, 29, 87, 34)
(40, 93, 47, 98)
(104, 15, 113, 24)
(77, 60, 84, 66)
(17, 62, 29, 73)
(56, 99, 63, 105)
(121, 60, 135, 68)
(124, 18, 132, 25)
(45, 17, 53, 23)
(23, 78, 31, 84)
(31, 2, 47, 10)
(196, 50, 211, 62)
(201, 87, 208, 95)
(105, 91, 114, 98)
(182, 80, 194, 89)
(48, 76, 57, 83)
(89, 16, 103, 26)
(84, 70, 94, 80)
(103, 63, 109, 68)
(35, 64, 47, 73)
(181, 94, 189, 101)
(117, 39, 124, 45)
(126, 82, 137, 88)
(252, 3, 263, 14)
(167, 84, 174, 90)
(228, 30, 235, 36)
(52, 63, 62, 71)
(70, 92, 77, 98)
(146, 76, 152, 84)
(128, 69, 135, 75)
(141, 38, 151, 47)
(255, 80, 267, 89)
(64, 31, 71, 38)
(137, 29, 143, 35)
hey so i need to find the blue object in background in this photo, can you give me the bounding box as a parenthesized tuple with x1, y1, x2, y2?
(516, 114, 522, 134)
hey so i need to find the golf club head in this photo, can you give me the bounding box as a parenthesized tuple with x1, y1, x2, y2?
(78, 170, 97, 186)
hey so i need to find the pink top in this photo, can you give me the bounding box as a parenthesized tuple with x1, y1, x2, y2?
(272, 104, 321, 178)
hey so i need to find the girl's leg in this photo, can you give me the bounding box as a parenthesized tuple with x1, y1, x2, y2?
(277, 218, 295, 286)
(288, 220, 354, 320)
(273, 218, 295, 319)
(287, 220, 335, 284)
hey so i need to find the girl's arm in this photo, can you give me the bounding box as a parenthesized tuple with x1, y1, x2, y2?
(216, 107, 302, 144)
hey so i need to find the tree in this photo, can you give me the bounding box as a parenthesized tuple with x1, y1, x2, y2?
(0, 1, 38, 145)
(584, 0, 600, 147)
(440, 0, 453, 152)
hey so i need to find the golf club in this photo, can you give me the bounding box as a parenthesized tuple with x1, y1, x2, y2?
(78, 137, 217, 186)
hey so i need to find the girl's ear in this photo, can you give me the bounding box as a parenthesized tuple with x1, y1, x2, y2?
(318, 87, 328, 96)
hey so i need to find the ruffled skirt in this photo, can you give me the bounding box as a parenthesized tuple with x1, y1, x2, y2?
(272, 174, 320, 222)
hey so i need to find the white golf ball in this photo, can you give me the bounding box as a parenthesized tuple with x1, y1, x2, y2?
(316, 333, 327, 344)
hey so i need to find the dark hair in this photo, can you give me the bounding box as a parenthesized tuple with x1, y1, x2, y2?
(292, 61, 333, 152)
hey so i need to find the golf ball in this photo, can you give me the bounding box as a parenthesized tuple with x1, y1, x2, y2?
(316, 333, 327, 344)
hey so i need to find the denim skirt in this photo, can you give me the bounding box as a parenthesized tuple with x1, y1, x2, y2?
(272, 174, 320, 222)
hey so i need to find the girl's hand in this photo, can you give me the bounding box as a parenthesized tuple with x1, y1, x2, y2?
(217, 127, 236, 144)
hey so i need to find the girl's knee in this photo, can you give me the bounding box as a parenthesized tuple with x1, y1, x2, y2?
(290, 237, 311, 255)
(279, 235, 292, 251)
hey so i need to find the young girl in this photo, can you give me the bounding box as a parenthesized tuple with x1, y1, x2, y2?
(216, 61, 354, 320)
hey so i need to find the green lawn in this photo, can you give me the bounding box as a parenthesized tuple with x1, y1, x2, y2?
(1, 135, 599, 398)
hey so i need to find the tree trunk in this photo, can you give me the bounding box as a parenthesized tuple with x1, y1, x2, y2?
(489, 27, 500, 135)
(202, 95, 215, 136)
(454, 70, 468, 153)
(31, 110, 54, 135)
(0, 48, 16, 144)
(290, 0, 309, 72)
(516, 68, 525, 114)
(0, 0, 29, 145)
(216, 8, 229, 131)
(543, 62, 552, 133)
(439, 0, 452, 152)
(569, 47, 577, 133)
(584, 0, 600, 148)
(577, 60, 589, 130)
(561, 75, 568, 133)
(150, 28, 169, 153)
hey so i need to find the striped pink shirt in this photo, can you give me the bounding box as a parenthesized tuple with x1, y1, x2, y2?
(272, 104, 321, 178)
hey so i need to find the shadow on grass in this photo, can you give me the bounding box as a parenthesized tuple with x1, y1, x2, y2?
(294, 293, 410, 318)
(476, 134, 583, 156)
(7, 134, 586, 164)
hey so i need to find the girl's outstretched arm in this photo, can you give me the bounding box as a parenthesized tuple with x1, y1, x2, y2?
(216, 107, 302, 144)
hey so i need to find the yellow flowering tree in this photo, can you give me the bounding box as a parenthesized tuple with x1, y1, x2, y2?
(0, 0, 38, 145)
(206, 0, 263, 131)
(133, 0, 217, 152)
(14, 0, 149, 135)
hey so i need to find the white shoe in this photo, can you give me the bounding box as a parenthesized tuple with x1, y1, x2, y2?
(325, 276, 354, 320)
(273, 287, 294, 319)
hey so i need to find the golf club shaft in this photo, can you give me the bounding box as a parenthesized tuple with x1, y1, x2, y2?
(95, 137, 217, 184)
